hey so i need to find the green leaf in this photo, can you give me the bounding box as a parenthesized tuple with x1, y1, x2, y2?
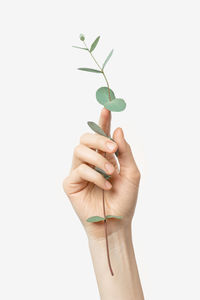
(96, 87, 115, 105)
(115, 149, 119, 157)
(95, 167, 111, 180)
(87, 121, 107, 137)
(79, 33, 85, 41)
(90, 36, 100, 52)
(72, 46, 88, 50)
(87, 122, 118, 157)
(106, 215, 123, 220)
(87, 216, 105, 222)
(104, 98, 126, 112)
(102, 49, 114, 69)
(78, 68, 102, 73)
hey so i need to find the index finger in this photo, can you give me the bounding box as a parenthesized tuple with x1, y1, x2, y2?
(98, 108, 111, 137)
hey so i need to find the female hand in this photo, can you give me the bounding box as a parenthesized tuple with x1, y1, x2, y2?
(63, 108, 141, 240)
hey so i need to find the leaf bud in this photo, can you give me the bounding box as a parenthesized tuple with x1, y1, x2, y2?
(79, 33, 85, 41)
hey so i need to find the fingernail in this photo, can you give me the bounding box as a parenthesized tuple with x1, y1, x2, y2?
(118, 127, 124, 139)
(120, 128, 124, 138)
(105, 181, 112, 189)
(106, 142, 116, 151)
(105, 163, 115, 174)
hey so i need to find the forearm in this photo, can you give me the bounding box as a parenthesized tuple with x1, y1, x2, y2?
(88, 225, 144, 300)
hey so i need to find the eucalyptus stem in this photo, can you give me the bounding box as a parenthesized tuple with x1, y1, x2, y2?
(83, 39, 114, 275)
(83, 40, 112, 102)
(102, 153, 114, 276)
(74, 34, 126, 276)
(102, 71, 111, 102)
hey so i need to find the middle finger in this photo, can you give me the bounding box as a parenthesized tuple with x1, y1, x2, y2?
(74, 144, 115, 175)
(80, 133, 118, 153)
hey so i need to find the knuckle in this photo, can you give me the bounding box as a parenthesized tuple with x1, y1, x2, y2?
(94, 133, 101, 144)
(77, 163, 86, 174)
(91, 151, 101, 165)
(126, 142, 131, 150)
(80, 132, 89, 144)
(94, 134, 107, 146)
(128, 167, 141, 185)
(99, 155, 106, 166)
(93, 172, 100, 183)
(92, 133, 104, 149)
(135, 169, 141, 180)
(93, 171, 104, 185)
(74, 144, 81, 156)
(130, 169, 141, 184)
(62, 176, 70, 194)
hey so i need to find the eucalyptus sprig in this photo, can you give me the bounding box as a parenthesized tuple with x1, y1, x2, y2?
(73, 34, 126, 276)
(73, 34, 126, 112)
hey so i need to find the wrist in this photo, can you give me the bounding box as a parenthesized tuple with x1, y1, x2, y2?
(87, 224, 144, 300)
(88, 224, 134, 282)
(87, 223, 133, 253)
(85, 218, 133, 243)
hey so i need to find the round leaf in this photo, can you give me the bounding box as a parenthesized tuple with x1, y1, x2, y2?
(104, 98, 126, 112)
(96, 87, 115, 105)
(106, 215, 123, 219)
(87, 216, 105, 222)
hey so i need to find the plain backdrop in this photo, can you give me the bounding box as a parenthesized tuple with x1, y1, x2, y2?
(0, 0, 200, 299)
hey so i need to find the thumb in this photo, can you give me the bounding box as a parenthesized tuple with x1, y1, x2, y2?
(113, 127, 140, 184)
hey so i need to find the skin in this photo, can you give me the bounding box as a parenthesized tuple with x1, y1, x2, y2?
(63, 108, 144, 300)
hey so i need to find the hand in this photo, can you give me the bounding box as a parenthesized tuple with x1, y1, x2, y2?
(63, 108, 141, 240)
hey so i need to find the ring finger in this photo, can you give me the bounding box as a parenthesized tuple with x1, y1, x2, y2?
(72, 144, 115, 175)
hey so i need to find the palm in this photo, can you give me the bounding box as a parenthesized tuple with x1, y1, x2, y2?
(68, 153, 139, 239)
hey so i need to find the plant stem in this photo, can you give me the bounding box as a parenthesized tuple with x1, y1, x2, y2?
(102, 71, 111, 102)
(83, 40, 112, 102)
(102, 153, 114, 276)
(83, 39, 114, 276)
